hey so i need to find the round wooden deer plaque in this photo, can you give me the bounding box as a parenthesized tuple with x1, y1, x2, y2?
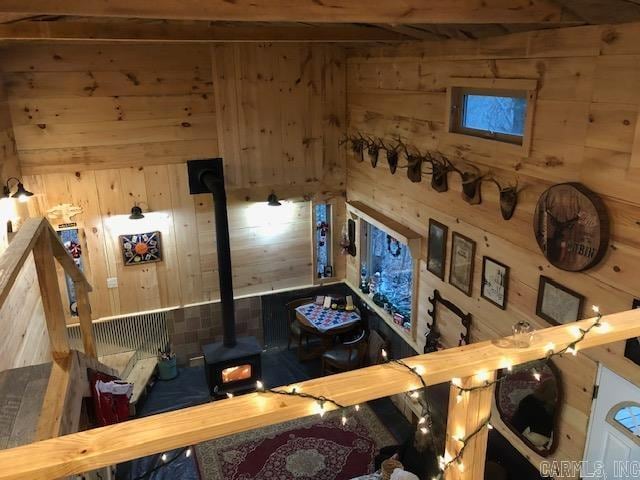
(533, 183, 609, 272)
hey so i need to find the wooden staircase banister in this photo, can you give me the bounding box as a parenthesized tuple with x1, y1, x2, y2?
(0, 218, 47, 307)
(0, 309, 637, 480)
(0, 217, 96, 360)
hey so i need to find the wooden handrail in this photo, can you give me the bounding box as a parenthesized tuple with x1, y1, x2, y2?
(0, 218, 92, 304)
(0, 309, 638, 480)
(0, 218, 47, 307)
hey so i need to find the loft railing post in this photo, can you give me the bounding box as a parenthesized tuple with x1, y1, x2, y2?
(444, 371, 496, 480)
(33, 227, 71, 361)
(74, 281, 97, 359)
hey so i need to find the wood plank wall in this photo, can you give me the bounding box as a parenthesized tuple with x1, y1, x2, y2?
(0, 43, 346, 321)
(0, 252, 50, 371)
(346, 23, 640, 474)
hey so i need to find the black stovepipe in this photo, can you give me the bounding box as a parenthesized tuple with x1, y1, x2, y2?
(199, 167, 236, 348)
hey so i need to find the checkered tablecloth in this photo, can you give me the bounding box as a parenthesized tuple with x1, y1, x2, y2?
(295, 303, 360, 333)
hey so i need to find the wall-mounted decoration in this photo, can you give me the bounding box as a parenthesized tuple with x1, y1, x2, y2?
(46, 203, 83, 226)
(536, 276, 584, 325)
(120, 232, 162, 266)
(406, 154, 422, 183)
(490, 177, 519, 220)
(366, 137, 380, 168)
(343, 133, 366, 162)
(449, 232, 476, 296)
(58, 228, 85, 316)
(340, 219, 357, 257)
(481, 256, 509, 310)
(426, 219, 448, 280)
(533, 182, 609, 272)
(379, 139, 400, 174)
(450, 162, 483, 205)
(425, 289, 472, 351)
(624, 299, 640, 367)
(426, 152, 450, 193)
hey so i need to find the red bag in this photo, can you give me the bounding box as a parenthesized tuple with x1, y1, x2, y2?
(89, 369, 133, 426)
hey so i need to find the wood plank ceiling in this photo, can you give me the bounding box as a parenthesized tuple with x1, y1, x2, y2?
(0, 1, 639, 43)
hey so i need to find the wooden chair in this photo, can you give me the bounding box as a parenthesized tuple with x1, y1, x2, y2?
(285, 297, 315, 358)
(322, 329, 388, 375)
(321, 328, 367, 374)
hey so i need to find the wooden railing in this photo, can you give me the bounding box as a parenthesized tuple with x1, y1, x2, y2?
(0, 217, 96, 441)
(0, 305, 637, 479)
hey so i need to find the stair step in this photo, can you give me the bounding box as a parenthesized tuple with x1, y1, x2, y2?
(125, 357, 158, 407)
(98, 351, 136, 379)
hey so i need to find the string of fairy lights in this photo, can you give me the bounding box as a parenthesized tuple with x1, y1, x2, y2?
(136, 306, 606, 479)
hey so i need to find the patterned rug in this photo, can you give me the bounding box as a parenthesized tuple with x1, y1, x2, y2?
(196, 404, 395, 480)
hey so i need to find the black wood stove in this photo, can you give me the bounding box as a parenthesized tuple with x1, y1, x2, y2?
(187, 159, 262, 397)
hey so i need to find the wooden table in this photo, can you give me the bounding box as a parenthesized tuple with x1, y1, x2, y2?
(294, 303, 361, 359)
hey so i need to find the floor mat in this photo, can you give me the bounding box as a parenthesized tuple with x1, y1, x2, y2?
(196, 404, 396, 480)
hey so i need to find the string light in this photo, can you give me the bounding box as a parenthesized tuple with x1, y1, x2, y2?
(226, 392, 234, 399)
(440, 307, 607, 477)
(193, 306, 607, 480)
(185, 448, 192, 458)
(161, 454, 168, 463)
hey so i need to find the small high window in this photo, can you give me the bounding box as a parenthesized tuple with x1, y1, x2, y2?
(447, 77, 537, 155)
(608, 402, 640, 439)
(314, 203, 333, 279)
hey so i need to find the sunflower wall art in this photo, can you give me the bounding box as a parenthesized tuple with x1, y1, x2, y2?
(119, 231, 162, 266)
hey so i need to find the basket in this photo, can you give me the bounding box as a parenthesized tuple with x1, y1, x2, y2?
(381, 459, 403, 480)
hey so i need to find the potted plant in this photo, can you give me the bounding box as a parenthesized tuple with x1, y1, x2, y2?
(157, 346, 178, 381)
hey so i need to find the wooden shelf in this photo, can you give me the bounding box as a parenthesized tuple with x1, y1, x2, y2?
(347, 280, 421, 353)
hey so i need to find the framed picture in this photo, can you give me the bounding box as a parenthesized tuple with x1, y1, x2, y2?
(481, 257, 509, 309)
(536, 276, 584, 325)
(624, 299, 640, 366)
(427, 219, 448, 280)
(449, 232, 476, 296)
(120, 231, 162, 266)
(58, 227, 85, 316)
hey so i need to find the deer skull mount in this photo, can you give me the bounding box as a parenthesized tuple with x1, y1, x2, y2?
(491, 177, 519, 220)
(407, 154, 423, 183)
(426, 153, 450, 193)
(381, 139, 402, 175)
(451, 163, 483, 205)
(366, 137, 381, 168)
(349, 134, 366, 162)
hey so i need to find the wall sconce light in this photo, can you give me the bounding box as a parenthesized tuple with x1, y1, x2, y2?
(267, 192, 281, 207)
(3, 177, 34, 203)
(129, 203, 145, 220)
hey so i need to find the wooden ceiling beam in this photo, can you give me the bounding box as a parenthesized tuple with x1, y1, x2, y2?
(0, 21, 414, 42)
(0, 1, 569, 24)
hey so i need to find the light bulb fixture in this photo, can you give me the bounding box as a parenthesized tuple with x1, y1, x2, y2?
(267, 192, 281, 207)
(4, 177, 33, 203)
(129, 204, 145, 220)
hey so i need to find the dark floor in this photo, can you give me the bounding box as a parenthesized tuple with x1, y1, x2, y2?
(117, 346, 413, 479)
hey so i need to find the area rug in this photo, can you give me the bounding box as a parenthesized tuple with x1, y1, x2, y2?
(196, 404, 396, 480)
